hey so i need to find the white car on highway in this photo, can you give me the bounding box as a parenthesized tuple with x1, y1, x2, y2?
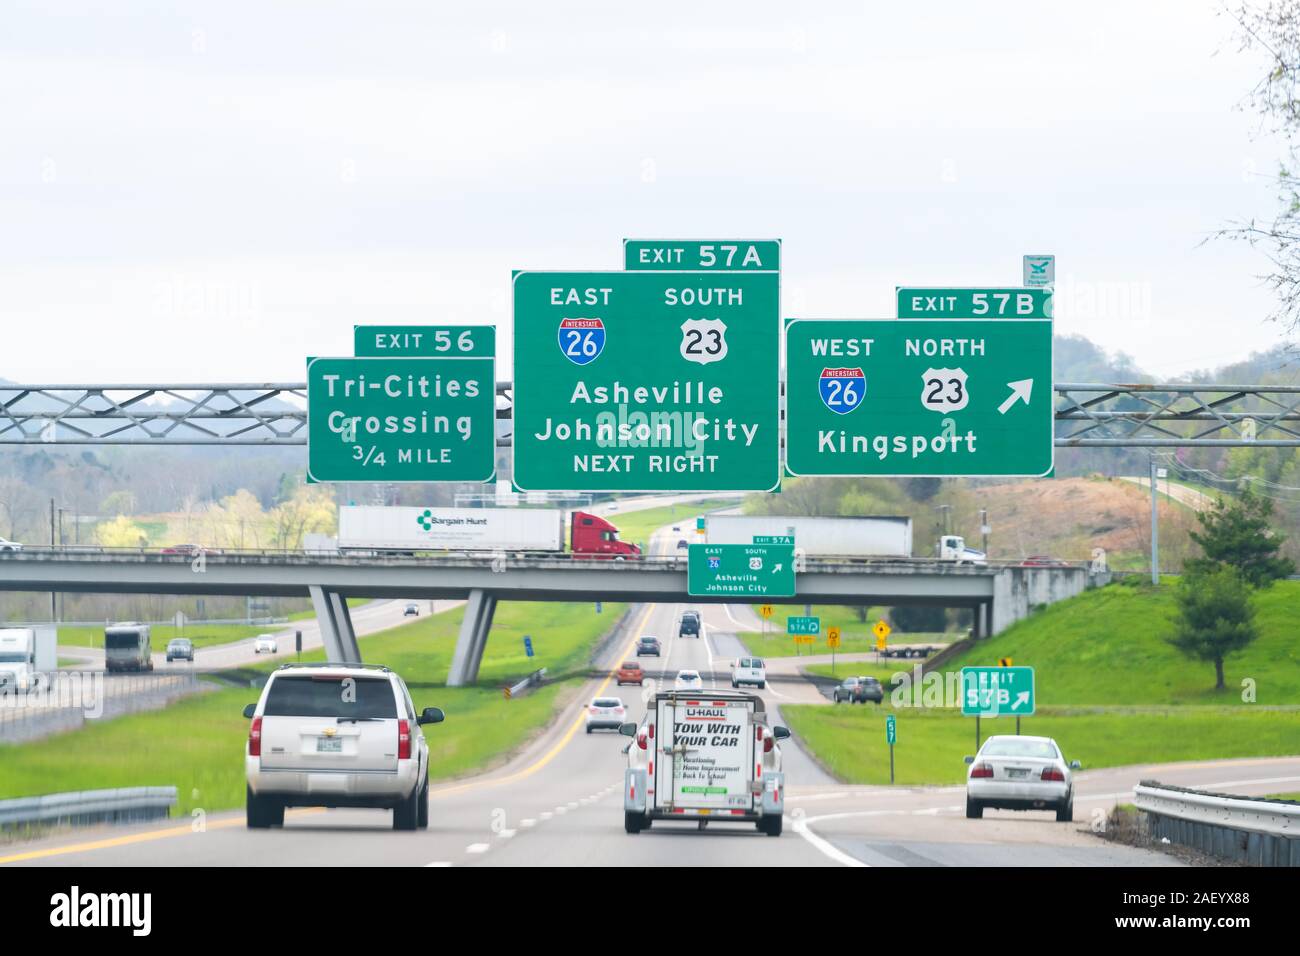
(243, 662, 444, 830)
(253, 634, 278, 654)
(964, 734, 1080, 822)
(585, 696, 627, 733)
(0, 536, 22, 552)
(674, 669, 703, 691)
(731, 657, 766, 689)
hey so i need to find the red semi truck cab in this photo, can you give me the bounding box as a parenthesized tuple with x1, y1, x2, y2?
(569, 511, 641, 557)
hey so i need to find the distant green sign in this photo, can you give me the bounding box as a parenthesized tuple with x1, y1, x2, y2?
(306, 355, 496, 483)
(961, 666, 1036, 717)
(886, 714, 897, 745)
(624, 239, 780, 272)
(753, 534, 794, 545)
(687, 543, 795, 597)
(896, 287, 1052, 319)
(787, 615, 820, 636)
(784, 318, 1054, 477)
(354, 325, 494, 358)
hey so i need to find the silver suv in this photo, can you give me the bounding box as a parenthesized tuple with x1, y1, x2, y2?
(243, 663, 444, 831)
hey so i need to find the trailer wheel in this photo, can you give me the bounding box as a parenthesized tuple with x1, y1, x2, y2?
(758, 815, 783, 837)
(624, 812, 644, 834)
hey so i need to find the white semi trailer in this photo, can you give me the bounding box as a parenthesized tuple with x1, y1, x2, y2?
(703, 514, 913, 558)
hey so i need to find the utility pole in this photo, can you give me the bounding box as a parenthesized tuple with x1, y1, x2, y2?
(49, 498, 56, 621)
(1149, 454, 1159, 585)
(937, 504, 951, 537)
(979, 508, 989, 556)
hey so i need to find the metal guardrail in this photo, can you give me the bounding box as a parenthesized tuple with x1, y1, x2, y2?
(505, 668, 547, 699)
(1133, 781, 1300, 866)
(0, 786, 177, 828)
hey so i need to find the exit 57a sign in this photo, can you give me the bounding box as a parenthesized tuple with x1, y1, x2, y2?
(512, 249, 781, 492)
(784, 319, 1053, 477)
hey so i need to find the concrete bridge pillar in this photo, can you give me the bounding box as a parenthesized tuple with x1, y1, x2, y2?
(309, 585, 361, 664)
(447, 589, 497, 687)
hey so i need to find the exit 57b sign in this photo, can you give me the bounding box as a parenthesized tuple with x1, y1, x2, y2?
(784, 319, 1054, 477)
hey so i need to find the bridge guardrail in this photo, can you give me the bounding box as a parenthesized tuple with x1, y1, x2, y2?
(0, 786, 178, 829)
(505, 668, 547, 699)
(1133, 781, 1300, 866)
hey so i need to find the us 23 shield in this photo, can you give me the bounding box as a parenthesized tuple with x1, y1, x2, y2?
(818, 367, 865, 415)
(557, 317, 605, 366)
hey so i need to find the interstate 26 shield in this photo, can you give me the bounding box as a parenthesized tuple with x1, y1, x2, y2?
(818, 367, 865, 415)
(557, 317, 605, 366)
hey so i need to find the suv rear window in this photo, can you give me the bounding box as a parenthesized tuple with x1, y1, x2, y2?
(263, 675, 398, 719)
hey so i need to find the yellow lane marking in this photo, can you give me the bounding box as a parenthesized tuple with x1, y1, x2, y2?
(0, 807, 327, 866)
(432, 602, 657, 797)
(0, 604, 660, 863)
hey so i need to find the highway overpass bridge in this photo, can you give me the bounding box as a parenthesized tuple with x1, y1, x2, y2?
(0, 551, 1106, 685)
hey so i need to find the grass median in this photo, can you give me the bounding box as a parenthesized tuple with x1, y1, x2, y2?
(782, 703, 1300, 786)
(0, 601, 627, 816)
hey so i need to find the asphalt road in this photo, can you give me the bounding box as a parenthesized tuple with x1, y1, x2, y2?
(7, 591, 1298, 867)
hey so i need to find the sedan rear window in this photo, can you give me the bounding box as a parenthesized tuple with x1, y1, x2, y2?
(981, 739, 1059, 759)
(263, 675, 398, 719)
(593, 698, 622, 708)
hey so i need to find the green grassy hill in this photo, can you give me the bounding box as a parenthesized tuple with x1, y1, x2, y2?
(941, 579, 1300, 705)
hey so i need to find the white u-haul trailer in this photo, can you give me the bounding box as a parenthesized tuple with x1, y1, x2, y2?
(621, 690, 789, 836)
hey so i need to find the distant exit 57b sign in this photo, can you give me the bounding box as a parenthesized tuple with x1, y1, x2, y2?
(784, 319, 1053, 477)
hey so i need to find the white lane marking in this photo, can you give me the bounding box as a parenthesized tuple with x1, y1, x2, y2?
(702, 620, 717, 689)
(497, 829, 517, 839)
(521, 818, 536, 828)
(555, 806, 568, 814)
(567, 801, 578, 809)
(425, 861, 453, 867)
(722, 604, 747, 628)
(465, 843, 490, 854)
(793, 813, 870, 867)
(540, 811, 553, 820)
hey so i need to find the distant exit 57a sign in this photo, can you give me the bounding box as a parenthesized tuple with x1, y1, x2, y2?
(784, 319, 1053, 477)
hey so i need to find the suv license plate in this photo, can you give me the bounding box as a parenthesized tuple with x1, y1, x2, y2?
(317, 737, 343, 753)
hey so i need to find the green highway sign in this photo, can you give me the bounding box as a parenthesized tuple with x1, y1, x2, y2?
(886, 713, 896, 745)
(354, 325, 494, 358)
(687, 543, 795, 597)
(896, 287, 1052, 319)
(753, 534, 794, 545)
(783, 318, 1053, 477)
(624, 239, 780, 272)
(960, 666, 1036, 717)
(511, 270, 780, 491)
(306, 355, 496, 483)
(787, 615, 820, 635)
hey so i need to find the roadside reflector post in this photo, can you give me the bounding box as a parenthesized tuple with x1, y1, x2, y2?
(295, 629, 302, 662)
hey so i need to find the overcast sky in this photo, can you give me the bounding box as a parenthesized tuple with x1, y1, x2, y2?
(0, 0, 1290, 383)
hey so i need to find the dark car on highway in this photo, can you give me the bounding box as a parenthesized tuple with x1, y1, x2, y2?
(636, 636, 662, 657)
(678, 611, 701, 638)
(833, 676, 883, 704)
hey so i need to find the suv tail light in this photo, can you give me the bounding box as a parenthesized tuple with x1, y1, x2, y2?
(970, 761, 994, 778)
(1041, 766, 1065, 782)
(397, 719, 412, 760)
(248, 717, 262, 757)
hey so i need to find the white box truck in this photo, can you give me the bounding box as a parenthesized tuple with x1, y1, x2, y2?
(0, 626, 57, 691)
(704, 514, 913, 558)
(622, 690, 789, 836)
(336, 506, 641, 557)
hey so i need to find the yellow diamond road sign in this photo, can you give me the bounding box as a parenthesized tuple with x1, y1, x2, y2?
(827, 626, 841, 649)
(873, 620, 891, 640)
(759, 605, 774, 620)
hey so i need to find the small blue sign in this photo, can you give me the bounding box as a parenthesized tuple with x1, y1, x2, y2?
(558, 317, 605, 366)
(818, 367, 864, 415)
(523, 635, 534, 658)
(707, 555, 720, 569)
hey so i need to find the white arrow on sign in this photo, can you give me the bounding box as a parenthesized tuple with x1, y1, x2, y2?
(997, 379, 1034, 415)
(1012, 691, 1030, 710)
(772, 563, 783, 573)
